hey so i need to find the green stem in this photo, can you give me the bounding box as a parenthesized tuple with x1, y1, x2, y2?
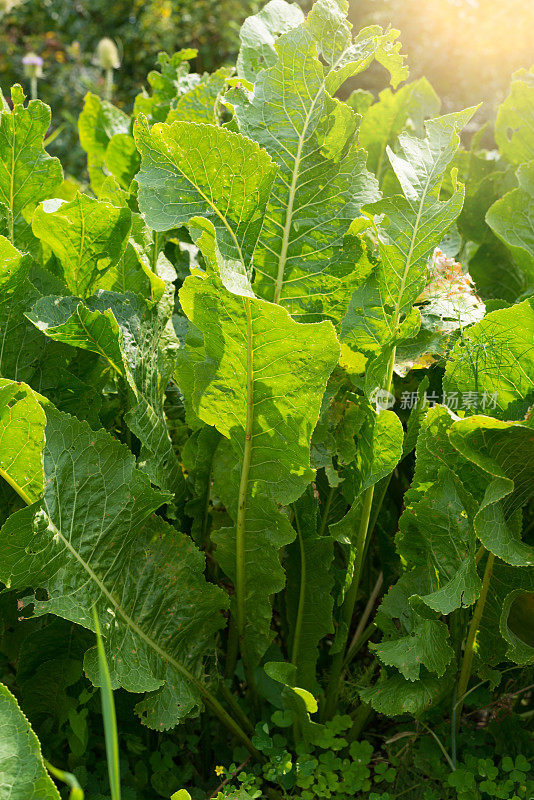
(30, 76, 38, 101)
(455, 550, 495, 733)
(322, 484, 375, 719)
(291, 506, 306, 668)
(323, 347, 397, 720)
(342, 622, 376, 672)
(45, 760, 84, 799)
(235, 298, 256, 695)
(225, 614, 239, 679)
(318, 485, 335, 537)
(218, 680, 255, 735)
(152, 230, 159, 274)
(105, 68, 114, 102)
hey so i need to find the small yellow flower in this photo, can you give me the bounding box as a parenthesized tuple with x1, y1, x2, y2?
(214, 765, 224, 777)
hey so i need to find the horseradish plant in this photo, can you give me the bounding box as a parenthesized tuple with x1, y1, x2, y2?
(0, 0, 533, 783)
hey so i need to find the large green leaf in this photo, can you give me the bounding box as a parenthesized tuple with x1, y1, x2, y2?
(370, 571, 454, 681)
(443, 299, 534, 419)
(166, 67, 233, 125)
(0, 86, 62, 248)
(78, 93, 132, 195)
(0, 379, 47, 505)
(0, 236, 46, 381)
(32, 194, 132, 297)
(236, 0, 305, 82)
(449, 416, 534, 566)
(397, 467, 481, 615)
(494, 66, 534, 167)
(27, 289, 185, 504)
(359, 77, 440, 179)
(0, 395, 228, 729)
(486, 162, 534, 286)
(135, 118, 277, 269)
(179, 269, 339, 664)
(0, 682, 60, 800)
(232, 16, 401, 317)
(359, 668, 450, 717)
(330, 408, 404, 554)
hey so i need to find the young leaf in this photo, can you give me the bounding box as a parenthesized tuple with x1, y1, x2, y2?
(133, 49, 199, 124)
(0, 682, 61, 799)
(166, 67, 234, 125)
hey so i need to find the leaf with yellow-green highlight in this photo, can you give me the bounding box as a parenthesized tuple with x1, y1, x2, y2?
(0, 682, 61, 800)
(32, 194, 132, 297)
(179, 269, 339, 664)
(134, 118, 278, 269)
(0, 85, 62, 247)
(0, 380, 47, 505)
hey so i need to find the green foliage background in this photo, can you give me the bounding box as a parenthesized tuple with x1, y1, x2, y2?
(1, 0, 534, 176)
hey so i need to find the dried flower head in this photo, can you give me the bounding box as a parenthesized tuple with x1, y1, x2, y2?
(22, 52, 44, 79)
(95, 37, 120, 70)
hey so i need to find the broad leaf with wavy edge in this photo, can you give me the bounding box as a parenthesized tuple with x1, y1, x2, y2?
(32, 193, 132, 297)
(449, 416, 534, 566)
(444, 299, 534, 420)
(134, 118, 277, 269)
(0, 379, 47, 505)
(0, 682, 60, 800)
(0, 85, 62, 247)
(486, 161, 534, 286)
(27, 289, 185, 506)
(0, 395, 228, 730)
(179, 268, 339, 666)
(232, 13, 405, 317)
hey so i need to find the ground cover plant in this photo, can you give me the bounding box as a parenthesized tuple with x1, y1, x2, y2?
(0, 0, 533, 797)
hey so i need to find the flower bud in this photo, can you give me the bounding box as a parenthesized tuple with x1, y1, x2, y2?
(22, 52, 44, 79)
(95, 38, 120, 70)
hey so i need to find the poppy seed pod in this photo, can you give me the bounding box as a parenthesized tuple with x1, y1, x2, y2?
(22, 52, 44, 79)
(95, 37, 120, 70)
